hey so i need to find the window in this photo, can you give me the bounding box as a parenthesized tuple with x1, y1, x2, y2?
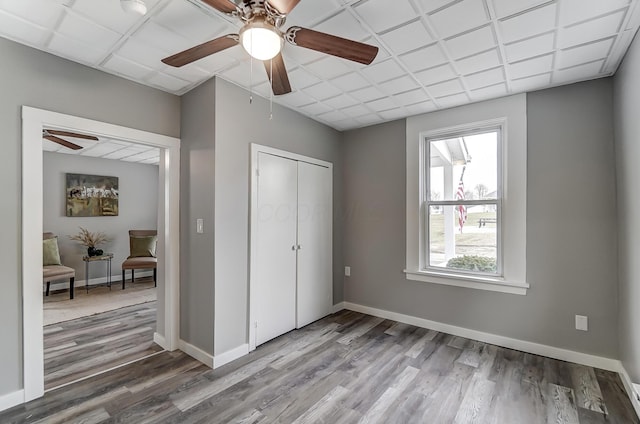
(405, 95, 528, 295)
(424, 127, 501, 277)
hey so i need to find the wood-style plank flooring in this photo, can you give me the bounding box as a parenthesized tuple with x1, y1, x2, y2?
(4, 310, 637, 423)
(44, 300, 162, 390)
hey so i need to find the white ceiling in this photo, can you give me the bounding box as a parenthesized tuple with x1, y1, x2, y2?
(2, 0, 639, 131)
(42, 131, 160, 165)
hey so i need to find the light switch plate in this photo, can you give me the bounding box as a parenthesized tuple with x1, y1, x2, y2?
(345, 266, 351, 277)
(196, 218, 204, 234)
(575, 315, 588, 331)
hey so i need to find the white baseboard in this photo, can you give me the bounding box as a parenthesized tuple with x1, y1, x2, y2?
(332, 302, 345, 313)
(342, 302, 621, 372)
(178, 339, 214, 369)
(153, 332, 168, 351)
(213, 344, 250, 369)
(0, 389, 24, 412)
(48, 270, 153, 291)
(618, 365, 640, 418)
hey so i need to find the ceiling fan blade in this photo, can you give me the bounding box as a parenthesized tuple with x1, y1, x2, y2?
(286, 27, 379, 65)
(264, 53, 292, 95)
(43, 135, 83, 150)
(162, 34, 239, 67)
(45, 130, 98, 141)
(265, 0, 301, 14)
(200, 0, 237, 14)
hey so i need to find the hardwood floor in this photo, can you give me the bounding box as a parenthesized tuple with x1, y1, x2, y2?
(44, 300, 162, 390)
(4, 310, 637, 423)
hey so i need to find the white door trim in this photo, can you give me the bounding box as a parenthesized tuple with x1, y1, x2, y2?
(21, 106, 181, 402)
(248, 144, 332, 352)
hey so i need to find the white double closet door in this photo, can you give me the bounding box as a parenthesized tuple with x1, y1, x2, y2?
(254, 151, 332, 347)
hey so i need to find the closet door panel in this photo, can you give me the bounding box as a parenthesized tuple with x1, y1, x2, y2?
(255, 153, 298, 346)
(296, 161, 332, 328)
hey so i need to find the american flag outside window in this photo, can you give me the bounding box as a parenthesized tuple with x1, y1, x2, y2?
(455, 166, 467, 232)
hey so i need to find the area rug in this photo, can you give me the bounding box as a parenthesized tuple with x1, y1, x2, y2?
(44, 280, 157, 326)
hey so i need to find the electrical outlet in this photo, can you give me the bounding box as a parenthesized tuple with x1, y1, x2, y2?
(345, 266, 351, 277)
(196, 218, 204, 234)
(575, 315, 588, 331)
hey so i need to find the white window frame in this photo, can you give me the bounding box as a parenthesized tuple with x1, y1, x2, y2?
(423, 123, 503, 278)
(405, 94, 528, 295)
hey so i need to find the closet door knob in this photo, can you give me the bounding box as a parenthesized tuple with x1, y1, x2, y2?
(291, 245, 296, 251)
(297, 245, 302, 250)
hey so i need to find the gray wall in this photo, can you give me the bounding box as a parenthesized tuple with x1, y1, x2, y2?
(43, 152, 158, 282)
(179, 79, 216, 354)
(614, 32, 640, 382)
(0, 37, 179, 397)
(213, 78, 343, 355)
(342, 78, 618, 358)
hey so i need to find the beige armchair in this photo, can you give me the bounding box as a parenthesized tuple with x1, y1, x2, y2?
(121, 230, 157, 290)
(43, 232, 75, 299)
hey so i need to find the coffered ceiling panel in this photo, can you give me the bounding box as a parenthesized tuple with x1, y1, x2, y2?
(0, 0, 638, 131)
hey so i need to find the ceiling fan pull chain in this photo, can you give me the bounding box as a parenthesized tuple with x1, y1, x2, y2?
(269, 58, 274, 120)
(249, 54, 253, 104)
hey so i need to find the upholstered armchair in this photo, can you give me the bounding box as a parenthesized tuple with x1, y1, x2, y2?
(121, 230, 157, 290)
(43, 232, 75, 299)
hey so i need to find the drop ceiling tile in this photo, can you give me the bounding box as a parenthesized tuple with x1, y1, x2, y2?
(492, 0, 548, 18)
(57, 12, 122, 50)
(282, 44, 325, 66)
(350, 86, 385, 102)
(304, 56, 353, 79)
(362, 37, 390, 63)
(499, 3, 558, 43)
(48, 33, 106, 64)
(354, 0, 417, 33)
(72, 0, 141, 34)
(315, 11, 369, 42)
(554, 60, 605, 83)
(286, 0, 340, 26)
(436, 92, 470, 108)
(427, 78, 465, 98)
(430, 0, 490, 39)
(365, 96, 399, 111)
(405, 100, 436, 115)
(455, 49, 502, 75)
(133, 21, 194, 54)
(0, 10, 48, 45)
(508, 53, 554, 79)
(510, 72, 552, 92)
(505, 32, 555, 63)
(103, 146, 147, 160)
(301, 102, 333, 115)
(331, 72, 371, 92)
(104, 55, 154, 80)
(1, 0, 64, 28)
(332, 119, 360, 131)
(393, 88, 430, 105)
(399, 44, 447, 72)
(162, 61, 212, 83)
(153, 0, 225, 43)
(221, 63, 267, 87)
(117, 38, 171, 69)
(560, 0, 630, 26)
(194, 48, 242, 72)
(42, 140, 61, 152)
(415, 64, 457, 86)
(341, 104, 372, 118)
(279, 91, 316, 107)
(355, 114, 384, 126)
(323, 94, 359, 109)
(445, 25, 496, 59)
(416, 0, 457, 14)
(148, 72, 191, 91)
(464, 67, 505, 90)
(559, 11, 625, 49)
(361, 59, 405, 83)
(379, 75, 419, 95)
(471, 82, 508, 100)
(303, 82, 343, 100)
(380, 20, 433, 55)
(288, 67, 322, 89)
(557, 38, 614, 69)
(379, 108, 408, 120)
(317, 110, 348, 122)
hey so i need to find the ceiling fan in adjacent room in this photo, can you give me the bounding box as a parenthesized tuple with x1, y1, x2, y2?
(162, 0, 379, 95)
(42, 129, 99, 150)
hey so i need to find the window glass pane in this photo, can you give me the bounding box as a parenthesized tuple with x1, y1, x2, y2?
(428, 205, 497, 274)
(429, 131, 498, 201)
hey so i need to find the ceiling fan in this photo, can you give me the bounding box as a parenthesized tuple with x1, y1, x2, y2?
(162, 0, 379, 95)
(42, 129, 99, 150)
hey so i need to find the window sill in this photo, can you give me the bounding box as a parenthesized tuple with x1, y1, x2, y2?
(404, 269, 529, 295)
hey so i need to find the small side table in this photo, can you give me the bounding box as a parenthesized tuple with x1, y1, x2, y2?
(82, 253, 114, 293)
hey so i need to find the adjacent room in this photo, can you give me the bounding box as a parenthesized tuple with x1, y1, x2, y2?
(1, 0, 639, 423)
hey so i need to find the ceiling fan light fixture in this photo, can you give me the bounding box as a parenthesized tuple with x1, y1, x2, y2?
(240, 21, 283, 61)
(120, 0, 147, 15)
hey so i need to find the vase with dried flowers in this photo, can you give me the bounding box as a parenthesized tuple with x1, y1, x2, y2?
(69, 227, 111, 257)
